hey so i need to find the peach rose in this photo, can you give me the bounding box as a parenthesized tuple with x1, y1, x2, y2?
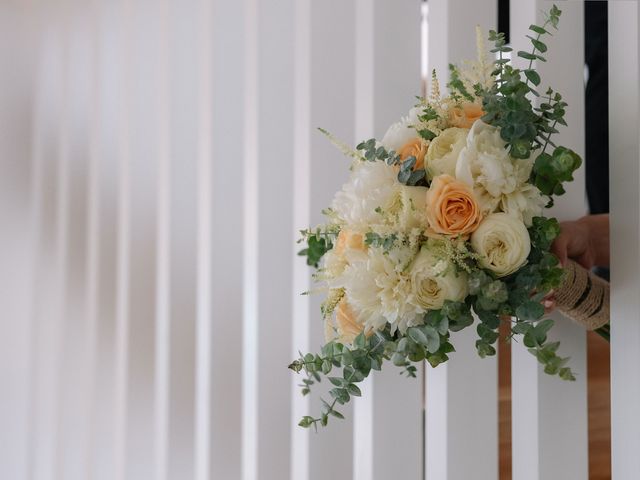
(398, 138, 429, 170)
(449, 103, 484, 129)
(335, 230, 365, 256)
(426, 174, 483, 236)
(334, 300, 370, 344)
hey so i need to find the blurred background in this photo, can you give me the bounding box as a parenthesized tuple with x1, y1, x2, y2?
(0, 1, 424, 479)
(0, 1, 635, 480)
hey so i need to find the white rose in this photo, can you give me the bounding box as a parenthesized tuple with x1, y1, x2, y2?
(456, 120, 544, 226)
(424, 127, 468, 179)
(331, 161, 398, 227)
(471, 212, 531, 277)
(409, 247, 468, 311)
(381, 106, 422, 152)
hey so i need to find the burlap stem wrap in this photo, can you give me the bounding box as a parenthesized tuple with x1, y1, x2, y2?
(554, 259, 610, 330)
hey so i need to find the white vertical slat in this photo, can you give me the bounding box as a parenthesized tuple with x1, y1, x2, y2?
(28, 21, 69, 480)
(425, 1, 499, 479)
(293, 1, 359, 479)
(155, 0, 171, 479)
(58, 7, 92, 478)
(82, 1, 102, 478)
(310, 2, 362, 478)
(195, 0, 213, 478)
(210, 0, 244, 478)
(510, 2, 588, 479)
(352, 1, 423, 479)
(242, 0, 259, 476)
(91, 2, 121, 477)
(291, 1, 312, 479)
(125, 0, 166, 478)
(167, 0, 199, 478)
(609, 2, 640, 478)
(113, 0, 132, 475)
(244, 0, 297, 478)
(0, 3, 42, 478)
(25, 23, 60, 478)
(352, 5, 374, 474)
(52, 16, 72, 480)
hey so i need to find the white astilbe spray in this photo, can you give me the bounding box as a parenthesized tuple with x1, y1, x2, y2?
(453, 26, 496, 98)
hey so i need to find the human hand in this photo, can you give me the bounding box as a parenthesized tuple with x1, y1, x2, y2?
(542, 214, 609, 313)
(550, 214, 610, 270)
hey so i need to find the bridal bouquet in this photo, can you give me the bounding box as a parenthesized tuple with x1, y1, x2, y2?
(291, 5, 580, 429)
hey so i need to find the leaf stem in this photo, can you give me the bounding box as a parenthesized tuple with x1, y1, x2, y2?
(524, 18, 552, 88)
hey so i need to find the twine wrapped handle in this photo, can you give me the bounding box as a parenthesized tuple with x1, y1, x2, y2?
(554, 259, 609, 330)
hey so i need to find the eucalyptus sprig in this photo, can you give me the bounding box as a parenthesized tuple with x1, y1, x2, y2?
(356, 138, 429, 187)
(478, 4, 581, 200)
(298, 227, 340, 268)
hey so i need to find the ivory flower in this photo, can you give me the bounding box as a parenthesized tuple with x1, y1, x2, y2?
(424, 127, 468, 178)
(380, 107, 422, 152)
(425, 174, 482, 236)
(456, 120, 547, 225)
(409, 247, 468, 311)
(338, 244, 422, 334)
(331, 161, 398, 227)
(471, 212, 531, 277)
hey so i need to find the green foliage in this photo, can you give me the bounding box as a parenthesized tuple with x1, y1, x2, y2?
(357, 138, 396, 163)
(364, 232, 397, 252)
(417, 129, 437, 142)
(532, 146, 582, 196)
(529, 216, 560, 251)
(417, 103, 439, 123)
(479, 6, 581, 201)
(356, 139, 429, 187)
(448, 64, 475, 102)
(478, 6, 568, 162)
(478, 59, 540, 159)
(298, 230, 335, 268)
(397, 156, 427, 186)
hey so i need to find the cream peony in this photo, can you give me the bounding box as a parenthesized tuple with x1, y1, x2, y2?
(337, 244, 423, 334)
(380, 107, 422, 152)
(408, 247, 468, 311)
(331, 161, 398, 227)
(455, 120, 546, 225)
(470, 212, 531, 277)
(332, 159, 428, 232)
(424, 127, 468, 178)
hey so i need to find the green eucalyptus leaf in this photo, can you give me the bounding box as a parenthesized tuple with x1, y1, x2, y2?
(524, 69, 541, 86)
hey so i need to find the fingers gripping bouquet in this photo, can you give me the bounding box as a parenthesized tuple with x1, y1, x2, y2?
(291, 5, 581, 429)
